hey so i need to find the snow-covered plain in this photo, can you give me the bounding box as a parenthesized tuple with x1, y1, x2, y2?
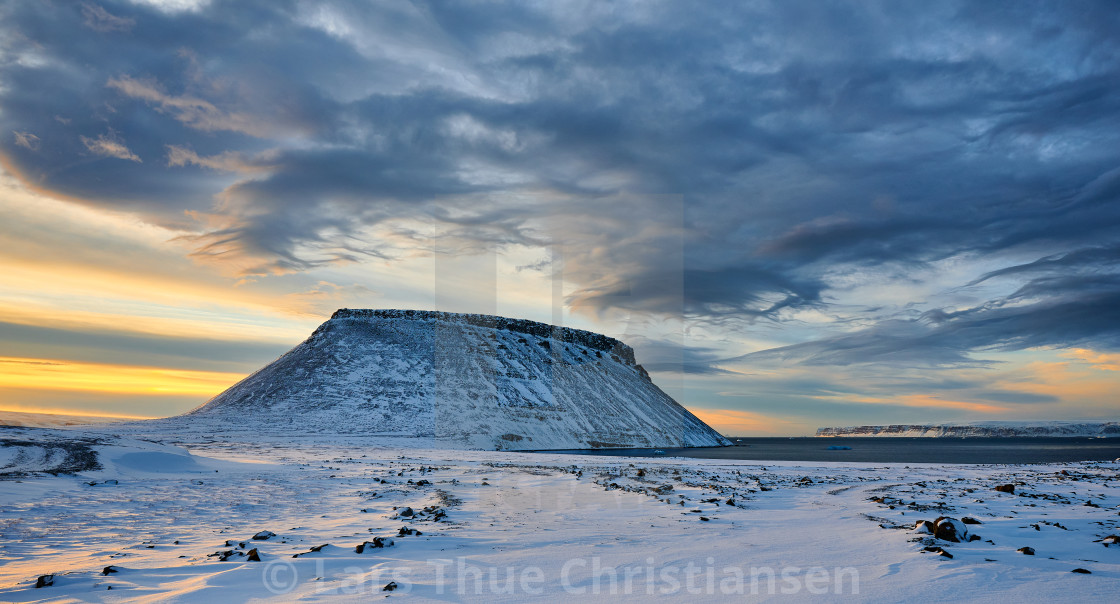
(2, 427, 1118, 602)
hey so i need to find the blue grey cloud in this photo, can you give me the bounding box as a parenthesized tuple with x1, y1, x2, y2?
(3, 0, 1120, 365)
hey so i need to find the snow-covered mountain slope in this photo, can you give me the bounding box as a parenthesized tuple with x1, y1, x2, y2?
(816, 421, 1120, 438)
(165, 309, 729, 450)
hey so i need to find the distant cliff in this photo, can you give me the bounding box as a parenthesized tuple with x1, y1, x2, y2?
(816, 422, 1120, 437)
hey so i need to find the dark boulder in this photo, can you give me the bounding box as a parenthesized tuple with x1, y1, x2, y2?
(923, 546, 953, 559)
(292, 544, 330, 558)
(356, 537, 394, 553)
(933, 518, 968, 543)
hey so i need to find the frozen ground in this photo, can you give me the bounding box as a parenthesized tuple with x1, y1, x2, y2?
(1, 428, 1118, 602)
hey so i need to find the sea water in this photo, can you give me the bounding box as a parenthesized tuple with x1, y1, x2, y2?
(542, 437, 1120, 464)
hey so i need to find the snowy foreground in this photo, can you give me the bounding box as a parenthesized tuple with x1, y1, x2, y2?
(2, 428, 1118, 602)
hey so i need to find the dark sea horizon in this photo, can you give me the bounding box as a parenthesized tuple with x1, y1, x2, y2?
(540, 436, 1120, 464)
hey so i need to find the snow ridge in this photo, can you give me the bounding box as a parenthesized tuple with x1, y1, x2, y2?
(331, 309, 637, 364)
(179, 309, 729, 450)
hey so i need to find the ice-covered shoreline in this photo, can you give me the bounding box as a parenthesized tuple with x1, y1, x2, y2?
(1, 427, 1117, 601)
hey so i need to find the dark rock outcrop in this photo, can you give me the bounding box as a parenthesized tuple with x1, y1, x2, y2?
(933, 517, 968, 543)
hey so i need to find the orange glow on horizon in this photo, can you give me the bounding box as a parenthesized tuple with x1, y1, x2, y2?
(0, 260, 318, 344)
(0, 357, 246, 397)
(808, 392, 1010, 414)
(690, 408, 807, 435)
(1062, 348, 1120, 372)
(0, 405, 158, 420)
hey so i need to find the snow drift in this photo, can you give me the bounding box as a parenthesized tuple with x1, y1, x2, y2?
(183, 309, 730, 450)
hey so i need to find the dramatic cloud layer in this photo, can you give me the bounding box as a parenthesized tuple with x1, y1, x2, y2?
(2, 1, 1119, 429)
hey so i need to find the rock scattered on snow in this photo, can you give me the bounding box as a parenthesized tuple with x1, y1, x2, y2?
(933, 517, 968, 543)
(292, 544, 331, 558)
(1017, 546, 1035, 556)
(251, 530, 276, 540)
(356, 537, 394, 553)
(246, 548, 261, 562)
(923, 546, 953, 559)
(994, 484, 1015, 494)
(34, 575, 53, 588)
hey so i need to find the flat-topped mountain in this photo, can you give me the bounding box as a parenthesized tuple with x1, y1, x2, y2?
(184, 309, 730, 450)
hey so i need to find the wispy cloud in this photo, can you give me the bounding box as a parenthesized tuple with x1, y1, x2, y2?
(80, 131, 141, 162)
(106, 75, 274, 137)
(165, 145, 262, 173)
(81, 2, 134, 33)
(12, 131, 39, 151)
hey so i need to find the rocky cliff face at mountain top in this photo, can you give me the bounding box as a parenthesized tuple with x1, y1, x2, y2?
(183, 309, 731, 450)
(816, 422, 1120, 438)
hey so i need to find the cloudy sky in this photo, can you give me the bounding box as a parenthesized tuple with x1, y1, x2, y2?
(1, 0, 1118, 434)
